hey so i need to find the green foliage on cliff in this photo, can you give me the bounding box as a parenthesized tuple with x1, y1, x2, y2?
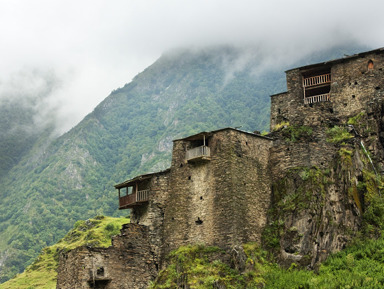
(326, 126, 354, 144)
(264, 226, 384, 288)
(263, 167, 329, 250)
(151, 243, 268, 289)
(0, 46, 285, 282)
(152, 236, 384, 289)
(281, 125, 313, 142)
(0, 216, 128, 289)
(0, 44, 369, 281)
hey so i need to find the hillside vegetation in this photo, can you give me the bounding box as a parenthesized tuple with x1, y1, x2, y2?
(151, 234, 384, 288)
(152, 193, 384, 288)
(0, 44, 368, 282)
(0, 216, 128, 289)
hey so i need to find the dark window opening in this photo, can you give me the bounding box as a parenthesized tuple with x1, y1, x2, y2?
(190, 137, 209, 149)
(352, 95, 356, 99)
(200, 196, 203, 200)
(376, 87, 381, 90)
(185, 135, 211, 163)
(305, 85, 331, 98)
(195, 217, 203, 225)
(188, 176, 191, 180)
(88, 280, 110, 289)
(96, 267, 104, 277)
(302, 67, 331, 104)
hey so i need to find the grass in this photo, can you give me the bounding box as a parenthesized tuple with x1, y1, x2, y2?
(151, 236, 384, 289)
(150, 244, 247, 289)
(0, 216, 129, 289)
(326, 126, 354, 144)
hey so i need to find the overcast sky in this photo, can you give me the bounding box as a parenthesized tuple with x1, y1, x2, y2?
(1, 0, 384, 133)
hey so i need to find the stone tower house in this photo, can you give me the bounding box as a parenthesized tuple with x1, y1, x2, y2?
(57, 47, 384, 288)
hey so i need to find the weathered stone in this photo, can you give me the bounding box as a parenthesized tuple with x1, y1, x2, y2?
(57, 47, 384, 287)
(56, 224, 156, 289)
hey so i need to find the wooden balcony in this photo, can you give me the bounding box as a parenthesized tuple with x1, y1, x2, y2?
(304, 93, 330, 104)
(119, 189, 150, 209)
(186, 145, 211, 163)
(303, 73, 331, 88)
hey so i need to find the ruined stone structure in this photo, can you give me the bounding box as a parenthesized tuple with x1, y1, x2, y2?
(56, 224, 156, 289)
(57, 48, 384, 288)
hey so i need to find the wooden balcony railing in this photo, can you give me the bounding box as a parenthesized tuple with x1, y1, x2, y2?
(119, 189, 150, 208)
(136, 189, 150, 202)
(186, 145, 210, 162)
(304, 93, 330, 104)
(303, 73, 331, 88)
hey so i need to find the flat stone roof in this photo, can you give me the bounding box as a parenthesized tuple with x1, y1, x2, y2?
(173, 127, 273, 142)
(285, 47, 384, 73)
(114, 168, 170, 189)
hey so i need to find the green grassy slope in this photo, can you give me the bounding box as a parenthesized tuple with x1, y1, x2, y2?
(0, 44, 369, 282)
(0, 216, 129, 289)
(151, 236, 384, 289)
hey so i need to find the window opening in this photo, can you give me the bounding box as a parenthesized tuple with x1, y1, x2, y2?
(185, 135, 211, 163)
(302, 68, 331, 104)
(195, 217, 203, 225)
(96, 267, 104, 277)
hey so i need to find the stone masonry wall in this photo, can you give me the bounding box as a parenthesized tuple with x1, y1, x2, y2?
(161, 129, 273, 259)
(267, 136, 364, 268)
(56, 224, 156, 289)
(130, 171, 169, 268)
(271, 50, 384, 129)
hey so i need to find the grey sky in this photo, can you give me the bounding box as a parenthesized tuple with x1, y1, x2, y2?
(1, 0, 383, 133)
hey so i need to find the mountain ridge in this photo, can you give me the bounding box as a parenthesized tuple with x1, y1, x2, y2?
(0, 43, 370, 282)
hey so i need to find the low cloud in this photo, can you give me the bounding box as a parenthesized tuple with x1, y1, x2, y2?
(0, 0, 383, 133)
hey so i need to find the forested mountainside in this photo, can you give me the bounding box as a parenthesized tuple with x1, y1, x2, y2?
(0, 44, 368, 282)
(0, 97, 54, 179)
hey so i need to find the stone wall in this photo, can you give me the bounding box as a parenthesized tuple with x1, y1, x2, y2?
(267, 128, 363, 267)
(129, 171, 169, 268)
(270, 50, 384, 129)
(267, 49, 384, 268)
(57, 48, 384, 286)
(162, 129, 273, 258)
(57, 224, 156, 289)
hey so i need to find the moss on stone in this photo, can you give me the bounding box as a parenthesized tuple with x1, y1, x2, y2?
(347, 111, 366, 126)
(281, 125, 313, 142)
(326, 126, 354, 144)
(0, 216, 129, 289)
(150, 244, 247, 289)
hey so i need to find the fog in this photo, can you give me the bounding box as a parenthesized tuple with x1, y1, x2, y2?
(1, 0, 383, 133)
